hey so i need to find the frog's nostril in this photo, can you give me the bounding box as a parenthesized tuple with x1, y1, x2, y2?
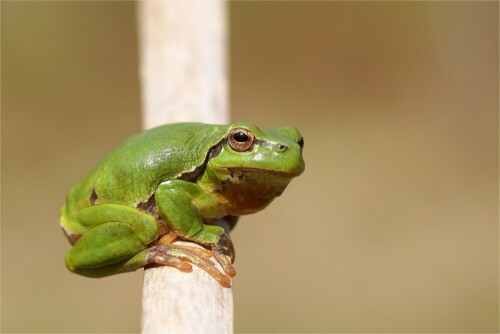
(279, 144, 287, 151)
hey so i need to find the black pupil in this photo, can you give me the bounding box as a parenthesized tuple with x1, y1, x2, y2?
(233, 132, 248, 142)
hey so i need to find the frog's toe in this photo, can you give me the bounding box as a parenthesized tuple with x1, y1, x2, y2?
(149, 253, 193, 272)
(212, 244, 236, 278)
(148, 245, 232, 287)
(171, 244, 213, 259)
(156, 233, 213, 259)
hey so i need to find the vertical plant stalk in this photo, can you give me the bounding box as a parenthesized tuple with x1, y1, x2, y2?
(138, 0, 228, 128)
(137, 1, 232, 333)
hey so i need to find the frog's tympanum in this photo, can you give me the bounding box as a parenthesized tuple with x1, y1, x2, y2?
(60, 122, 305, 287)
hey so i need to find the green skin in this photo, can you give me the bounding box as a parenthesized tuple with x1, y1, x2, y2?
(61, 121, 305, 287)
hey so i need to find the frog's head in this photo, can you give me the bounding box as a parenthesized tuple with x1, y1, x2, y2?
(204, 121, 305, 215)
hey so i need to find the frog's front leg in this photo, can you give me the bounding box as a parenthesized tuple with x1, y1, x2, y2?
(155, 180, 236, 277)
(65, 204, 231, 286)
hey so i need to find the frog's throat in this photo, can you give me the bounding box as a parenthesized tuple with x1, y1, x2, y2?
(213, 169, 294, 216)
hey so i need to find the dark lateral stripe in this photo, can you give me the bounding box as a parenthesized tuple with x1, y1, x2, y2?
(90, 188, 98, 205)
(177, 139, 226, 182)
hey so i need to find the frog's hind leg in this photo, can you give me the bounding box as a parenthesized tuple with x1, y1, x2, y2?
(65, 204, 159, 277)
(65, 204, 232, 286)
(75, 241, 232, 287)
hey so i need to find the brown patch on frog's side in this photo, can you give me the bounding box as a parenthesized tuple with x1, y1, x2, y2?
(62, 228, 81, 245)
(137, 194, 157, 216)
(89, 188, 98, 205)
(137, 194, 171, 242)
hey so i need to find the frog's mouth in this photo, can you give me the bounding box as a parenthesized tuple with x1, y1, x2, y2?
(227, 167, 300, 178)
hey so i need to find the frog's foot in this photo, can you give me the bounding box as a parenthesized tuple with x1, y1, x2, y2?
(211, 233, 236, 278)
(147, 244, 232, 287)
(156, 234, 214, 259)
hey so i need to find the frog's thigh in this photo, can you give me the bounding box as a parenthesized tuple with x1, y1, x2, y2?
(66, 204, 157, 275)
(155, 180, 224, 244)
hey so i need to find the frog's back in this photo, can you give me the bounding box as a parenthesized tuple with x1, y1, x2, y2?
(66, 123, 228, 212)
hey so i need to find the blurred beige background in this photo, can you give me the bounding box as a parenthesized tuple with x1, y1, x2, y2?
(1, 2, 498, 333)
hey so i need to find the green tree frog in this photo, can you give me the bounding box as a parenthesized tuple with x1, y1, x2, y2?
(60, 122, 305, 287)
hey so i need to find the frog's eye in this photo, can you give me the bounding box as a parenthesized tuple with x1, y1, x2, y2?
(228, 128, 255, 152)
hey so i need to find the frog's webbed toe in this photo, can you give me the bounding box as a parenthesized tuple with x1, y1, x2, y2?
(147, 244, 232, 288)
(211, 234, 236, 278)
